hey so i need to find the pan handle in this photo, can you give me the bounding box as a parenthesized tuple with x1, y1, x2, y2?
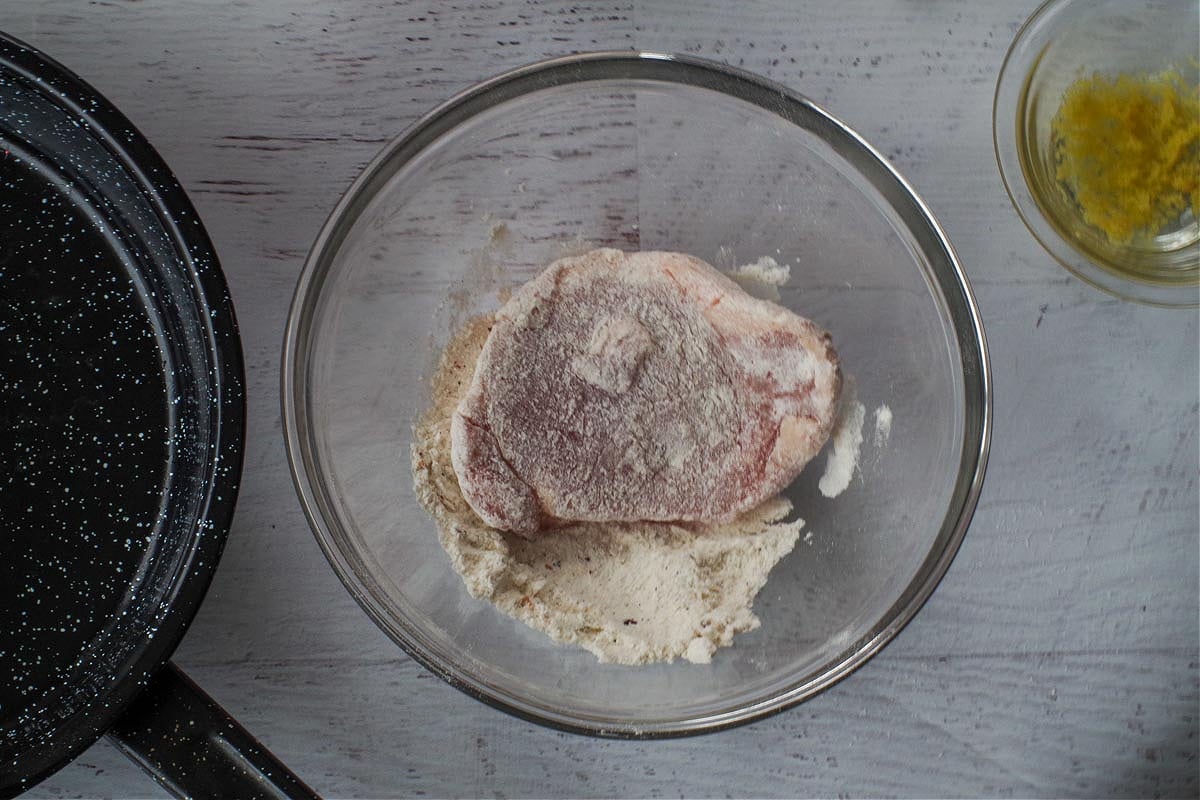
(106, 661, 320, 800)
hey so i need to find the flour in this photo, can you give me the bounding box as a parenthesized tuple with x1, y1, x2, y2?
(727, 255, 790, 301)
(818, 376, 866, 498)
(873, 404, 893, 448)
(412, 314, 803, 665)
(731, 255, 790, 286)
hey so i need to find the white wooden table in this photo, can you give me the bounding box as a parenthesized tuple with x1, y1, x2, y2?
(11, 2, 1198, 797)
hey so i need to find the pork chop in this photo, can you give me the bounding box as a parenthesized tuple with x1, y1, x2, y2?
(449, 248, 841, 535)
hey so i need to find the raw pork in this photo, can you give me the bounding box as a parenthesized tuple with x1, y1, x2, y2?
(450, 249, 841, 534)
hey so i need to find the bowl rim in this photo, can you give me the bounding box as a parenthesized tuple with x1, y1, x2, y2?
(992, 0, 1200, 309)
(281, 50, 993, 738)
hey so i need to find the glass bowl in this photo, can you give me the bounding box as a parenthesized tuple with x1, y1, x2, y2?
(994, 0, 1200, 307)
(283, 52, 991, 736)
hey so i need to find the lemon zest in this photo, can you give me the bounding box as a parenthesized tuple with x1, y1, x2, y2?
(1051, 68, 1199, 244)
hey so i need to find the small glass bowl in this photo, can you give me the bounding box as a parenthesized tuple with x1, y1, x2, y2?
(994, 0, 1200, 307)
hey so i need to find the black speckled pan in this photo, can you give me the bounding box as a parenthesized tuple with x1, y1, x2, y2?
(0, 33, 316, 799)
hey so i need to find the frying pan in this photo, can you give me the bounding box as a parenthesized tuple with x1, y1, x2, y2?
(0, 33, 318, 799)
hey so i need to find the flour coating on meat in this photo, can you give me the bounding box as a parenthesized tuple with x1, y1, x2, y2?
(412, 314, 803, 665)
(450, 249, 841, 534)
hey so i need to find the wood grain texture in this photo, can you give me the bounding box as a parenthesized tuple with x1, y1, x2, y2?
(6, 1, 1197, 797)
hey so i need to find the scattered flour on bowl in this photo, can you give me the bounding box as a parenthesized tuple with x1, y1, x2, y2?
(817, 381, 896, 497)
(818, 377, 866, 498)
(411, 314, 803, 665)
(873, 404, 893, 448)
(726, 255, 790, 301)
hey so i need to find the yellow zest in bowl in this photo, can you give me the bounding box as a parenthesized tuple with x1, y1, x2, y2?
(1051, 68, 1199, 244)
